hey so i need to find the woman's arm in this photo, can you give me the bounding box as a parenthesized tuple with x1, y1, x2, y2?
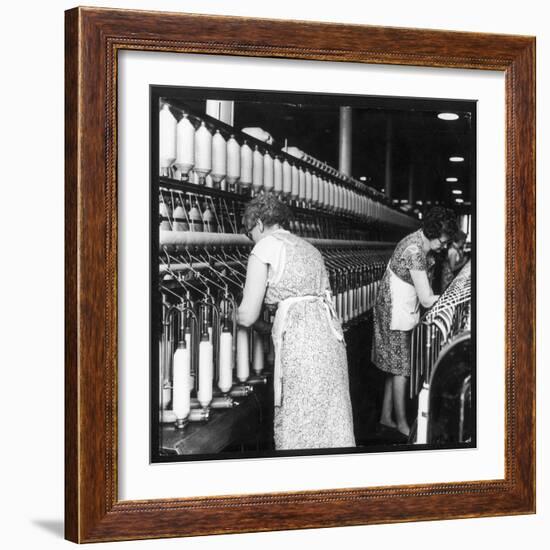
(237, 254, 268, 327)
(410, 269, 439, 308)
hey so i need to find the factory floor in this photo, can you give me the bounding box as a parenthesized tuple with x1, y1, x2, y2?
(345, 318, 417, 448)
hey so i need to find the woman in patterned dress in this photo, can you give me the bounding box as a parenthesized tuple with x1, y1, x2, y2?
(237, 193, 355, 450)
(441, 230, 468, 290)
(373, 207, 458, 438)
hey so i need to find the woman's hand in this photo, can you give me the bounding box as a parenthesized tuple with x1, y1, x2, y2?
(253, 319, 273, 335)
(452, 255, 469, 273)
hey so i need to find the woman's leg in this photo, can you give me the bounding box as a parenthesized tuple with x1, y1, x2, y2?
(392, 374, 410, 436)
(380, 374, 396, 427)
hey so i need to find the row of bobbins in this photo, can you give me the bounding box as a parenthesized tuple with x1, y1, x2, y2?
(159, 103, 416, 230)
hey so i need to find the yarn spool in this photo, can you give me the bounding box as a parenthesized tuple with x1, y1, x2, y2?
(305, 170, 312, 204)
(197, 338, 214, 409)
(226, 135, 241, 188)
(240, 142, 253, 189)
(159, 198, 172, 231)
(236, 328, 250, 383)
(311, 173, 319, 205)
(252, 332, 265, 375)
(252, 146, 264, 194)
(291, 164, 300, 200)
(263, 153, 274, 193)
(159, 103, 177, 175)
(172, 199, 188, 232)
(172, 341, 191, 426)
(194, 121, 212, 184)
(218, 330, 234, 394)
(188, 201, 203, 232)
(273, 157, 283, 196)
(211, 130, 227, 187)
(202, 204, 215, 233)
(282, 158, 292, 197)
(298, 167, 306, 202)
(175, 114, 195, 180)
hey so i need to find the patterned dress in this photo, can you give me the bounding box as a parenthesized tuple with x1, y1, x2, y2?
(251, 230, 355, 450)
(441, 245, 464, 290)
(372, 229, 428, 376)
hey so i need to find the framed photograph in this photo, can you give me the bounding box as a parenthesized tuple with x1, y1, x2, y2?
(65, 6, 535, 543)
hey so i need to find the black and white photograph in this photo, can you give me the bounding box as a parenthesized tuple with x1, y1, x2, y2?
(151, 86, 475, 462)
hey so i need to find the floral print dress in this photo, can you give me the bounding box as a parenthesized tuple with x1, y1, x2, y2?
(441, 244, 464, 290)
(372, 229, 429, 376)
(251, 230, 356, 450)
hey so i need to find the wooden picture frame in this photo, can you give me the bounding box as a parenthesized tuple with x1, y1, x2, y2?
(65, 6, 535, 543)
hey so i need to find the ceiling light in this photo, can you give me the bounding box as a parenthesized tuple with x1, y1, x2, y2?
(400, 200, 408, 204)
(455, 198, 464, 204)
(438, 112, 459, 121)
(360, 176, 367, 181)
(416, 200, 423, 205)
(446, 177, 458, 182)
(449, 156, 464, 162)
(452, 189, 463, 195)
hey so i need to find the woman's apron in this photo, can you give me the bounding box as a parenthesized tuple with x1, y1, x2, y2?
(271, 291, 342, 407)
(387, 263, 420, 331)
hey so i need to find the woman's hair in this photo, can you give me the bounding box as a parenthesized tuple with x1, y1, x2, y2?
(422, 206, 459, 240)
(243, 192, 293, 229)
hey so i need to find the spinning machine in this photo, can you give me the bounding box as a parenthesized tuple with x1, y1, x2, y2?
(410, 261, 473, 445)
(155, 98, 421, 456)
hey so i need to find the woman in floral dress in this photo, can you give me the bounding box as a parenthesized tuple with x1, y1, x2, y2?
(238, 193, 355, 450)
(373, 207, 458, 438)
(441, 229, 468, 290)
